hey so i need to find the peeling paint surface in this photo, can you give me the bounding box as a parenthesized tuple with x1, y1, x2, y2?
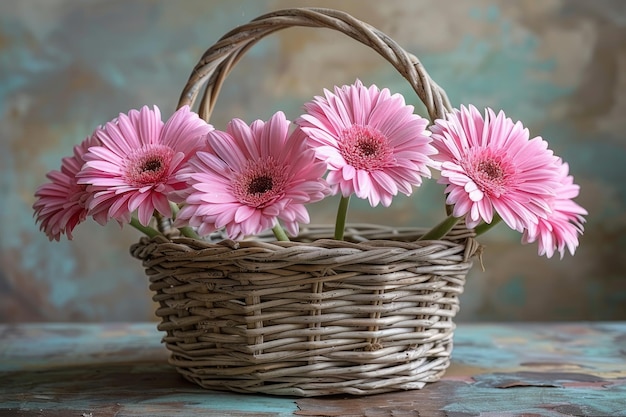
(1, 0, 625, 323)
(1, 322, 624, 416)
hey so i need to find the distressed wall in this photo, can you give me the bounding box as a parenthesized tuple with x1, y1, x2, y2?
(1, 0, 625, 322)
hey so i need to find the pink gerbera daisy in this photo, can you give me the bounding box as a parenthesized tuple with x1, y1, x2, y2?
(522, 160, 587, 258)
(77, 105, 213, 226)
(430, 105, 562, 231)
(296, 80, 436, 207)
(174, 111, 330, 240)
(33, 133, 100, 241)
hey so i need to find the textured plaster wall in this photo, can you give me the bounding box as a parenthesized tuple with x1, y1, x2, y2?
(1, 0, 625, 322)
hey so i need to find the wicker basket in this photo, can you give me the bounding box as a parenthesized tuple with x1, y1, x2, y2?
(130, 8, 479, 397)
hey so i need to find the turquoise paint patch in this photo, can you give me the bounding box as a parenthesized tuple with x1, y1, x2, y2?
(452, 325, 521, 368)
(485, 5, 500, 22)
(543, 126, 626, 207)
(454, 323, 626, 370)
(444, 381, 626, 415)
(142, 391, 298, 416)
(0, 323, 165, 371)
(449, 323, 626, 413)
(0, 74, 27, 110)
(96, 62, 127, 89)
(20, 233, 78, 309)
(0, 19, 67, 116)
(0, 323, 297, 417)
(420, 11, 571, 125)
(468, 7, 482, 20)
(469, 5, 501, 22)
(499, 275, 526, 308)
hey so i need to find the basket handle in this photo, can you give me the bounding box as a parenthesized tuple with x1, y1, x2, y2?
(177, 7, 452, 123)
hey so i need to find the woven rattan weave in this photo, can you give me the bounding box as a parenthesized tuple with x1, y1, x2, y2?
(131, 8, 478, 397)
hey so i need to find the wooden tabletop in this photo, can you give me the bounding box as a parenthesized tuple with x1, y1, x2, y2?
(1, 322, 624, 416)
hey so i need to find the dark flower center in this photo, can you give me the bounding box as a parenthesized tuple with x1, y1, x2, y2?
(125, 145, 174, 187)
(233, 157, 288, 208)
(248, 175, 273, 195)
(358, 141, 378, 157)
(141, 158, 163, 173)
(339, 125, 393, 171)
(461, 148, 515, 198)
(477, 160, 504, 181)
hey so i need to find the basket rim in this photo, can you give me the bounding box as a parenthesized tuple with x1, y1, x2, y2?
(130, 223, 479, 264)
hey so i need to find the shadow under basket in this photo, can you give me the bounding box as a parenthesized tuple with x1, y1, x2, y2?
(130, 224, 479, 396)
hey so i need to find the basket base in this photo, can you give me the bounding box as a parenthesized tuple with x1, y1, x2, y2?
(165, 336, 455, 396)
(171, 354, 451, 397)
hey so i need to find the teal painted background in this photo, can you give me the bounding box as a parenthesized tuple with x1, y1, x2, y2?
(1, 0, 625, 322)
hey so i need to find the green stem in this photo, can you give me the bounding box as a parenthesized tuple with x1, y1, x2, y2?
(272, 223, 290, 241)
(169, 201, 180, 219)
(179, 226, 201, 239)
(334, 195, 351, 241)
(129, 217, 161, 239)
(419, 214, 461, 241)
(474, 213, 503, 236)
